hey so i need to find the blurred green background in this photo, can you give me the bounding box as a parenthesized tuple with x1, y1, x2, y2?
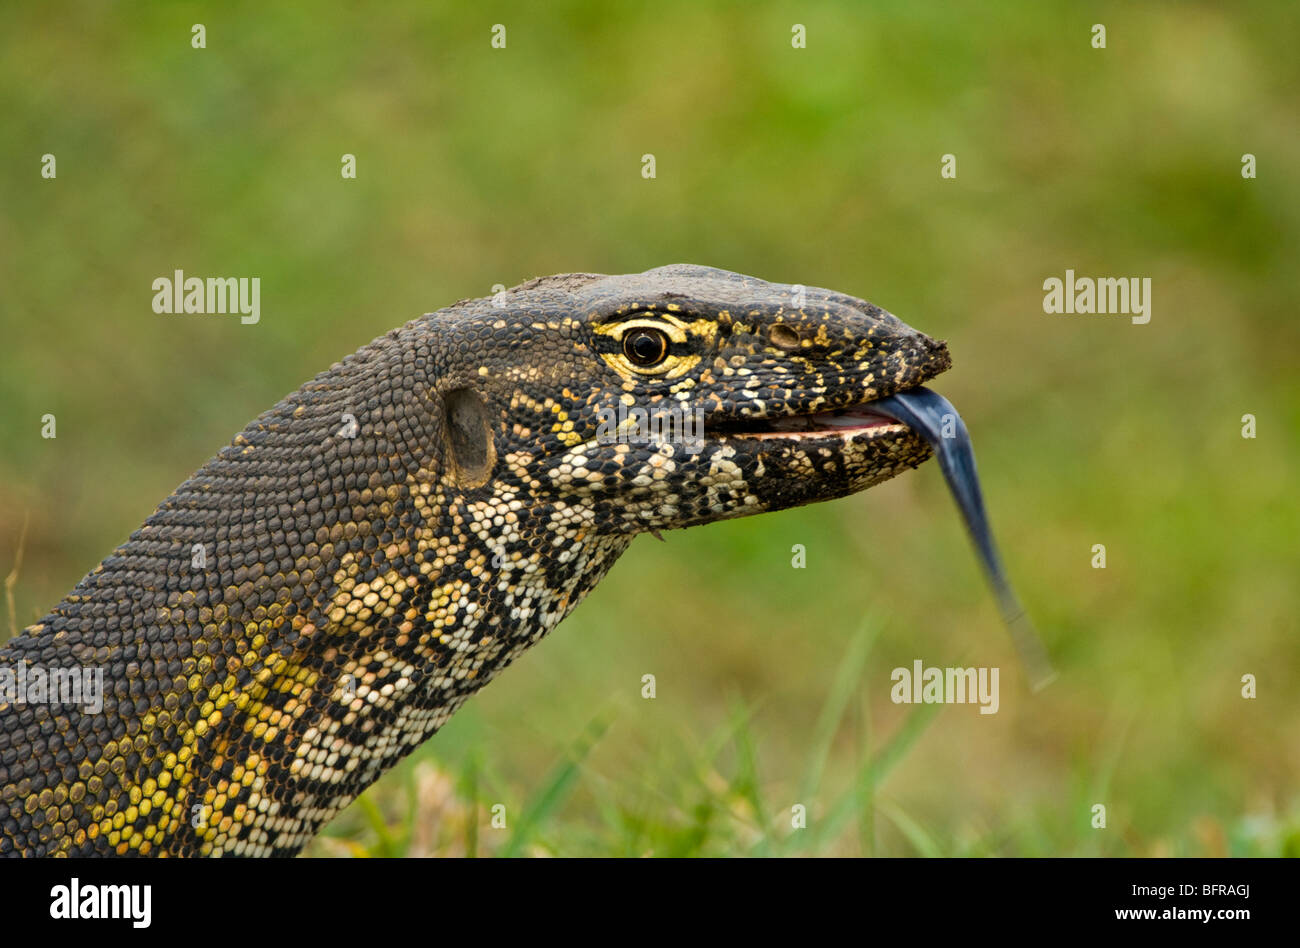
(1, 1, 1297, 856)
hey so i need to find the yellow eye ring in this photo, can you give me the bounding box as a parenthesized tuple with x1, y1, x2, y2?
(593, 314, 696, 379)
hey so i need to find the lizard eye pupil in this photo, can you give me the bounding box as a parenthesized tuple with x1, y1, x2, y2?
(624, 328, 669, 366)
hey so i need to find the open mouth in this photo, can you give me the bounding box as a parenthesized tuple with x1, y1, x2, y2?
(711, 402, 907, 440)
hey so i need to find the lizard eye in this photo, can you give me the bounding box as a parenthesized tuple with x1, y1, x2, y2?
(594, 315, 696, 378)
(623, 327, 669, 367)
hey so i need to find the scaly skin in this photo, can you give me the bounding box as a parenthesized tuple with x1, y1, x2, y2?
(0, 264, 950, 856)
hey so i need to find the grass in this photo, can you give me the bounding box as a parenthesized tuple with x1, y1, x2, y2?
(306, 617, 959, 857)
(301, 618, 1299, 857)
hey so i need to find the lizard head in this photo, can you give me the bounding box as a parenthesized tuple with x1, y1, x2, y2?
(429, 264, 951, 535)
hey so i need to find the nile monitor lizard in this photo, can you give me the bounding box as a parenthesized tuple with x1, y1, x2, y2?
(1, 264, 956, 856)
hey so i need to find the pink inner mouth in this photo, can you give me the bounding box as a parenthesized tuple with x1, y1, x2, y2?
(738, 407, 904, 439)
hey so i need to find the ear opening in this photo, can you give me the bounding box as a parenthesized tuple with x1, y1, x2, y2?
(442, 386, 497, 490)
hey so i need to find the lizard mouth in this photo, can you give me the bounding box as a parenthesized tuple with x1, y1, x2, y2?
(717, 404, 906, 440)
(710, 398, 910, 442)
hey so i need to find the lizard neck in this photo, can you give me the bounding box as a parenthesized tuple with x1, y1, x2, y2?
(229, 469, 634, 854)
(1, 363, 634, 855)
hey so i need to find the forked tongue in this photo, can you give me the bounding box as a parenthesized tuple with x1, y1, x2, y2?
(871, 387, 1056, 690)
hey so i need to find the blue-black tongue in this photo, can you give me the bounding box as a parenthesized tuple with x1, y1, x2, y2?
(870, 387, 1055, 689)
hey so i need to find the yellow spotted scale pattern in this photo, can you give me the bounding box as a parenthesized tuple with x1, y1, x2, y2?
(0, 265, 949, 856)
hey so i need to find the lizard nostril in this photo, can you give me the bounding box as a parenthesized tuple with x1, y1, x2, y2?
(769, 324, 801, 351)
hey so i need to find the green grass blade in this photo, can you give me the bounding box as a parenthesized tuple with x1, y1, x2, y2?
(725, 697, 773, 856)
(814, 700, 942, 849)
(500, 715, 610, 857)
(878, 798, 943, 857)
(800, 614, 880, 805)
(356, 793, 395, 857)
